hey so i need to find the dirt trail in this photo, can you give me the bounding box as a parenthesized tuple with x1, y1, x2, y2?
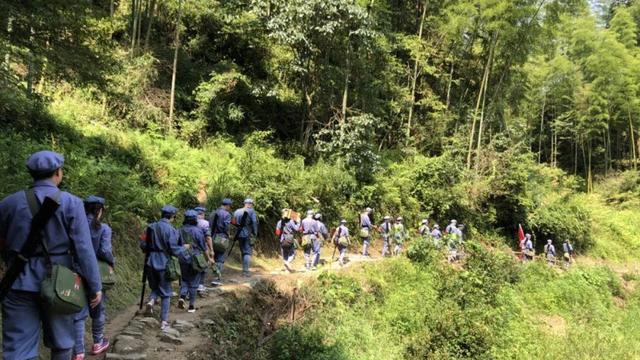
(94, 245, 386, 360)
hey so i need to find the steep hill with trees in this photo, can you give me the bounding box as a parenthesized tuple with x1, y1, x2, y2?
(2, 0, 640, 358)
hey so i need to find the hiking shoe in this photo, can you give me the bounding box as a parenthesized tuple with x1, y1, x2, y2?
(91, 339, 110, 355)
(72, 354, 85, 360)
(198, 284, 206, 292)
(210, 280, 223, 286)
(242, 271, 251, 278)
(178, 297, 186, 310)
(161, 321, 170, 331)
(188, 305, 196, 313)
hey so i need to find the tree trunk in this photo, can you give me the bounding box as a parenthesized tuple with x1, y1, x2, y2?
(3, 17, 12, 75)
(406, 0, 428, 143)
(538, 96, 545, 164)
(445, 62, 454, 110)
(26, 27, 35, 94)
(168, 0, 183, 129)
(303, 88, 314, 149)
(137, 0, 144, 47)
(110, 0, 115, 17)
(474, 32, 498, 172)
(574, 135, 578, 175)
(587, 139, 593, 193)
(629, 108, 637, 170)
(341, 44, 350, 125)
(130, 0, 138, 53)
(466, 57, 489, 169)
(144, 0, 157, 50)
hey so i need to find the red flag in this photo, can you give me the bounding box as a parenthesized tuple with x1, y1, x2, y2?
(517, 224, 525, 242)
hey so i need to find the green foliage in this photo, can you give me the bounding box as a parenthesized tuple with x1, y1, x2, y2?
(316, 272, 364, 307)
(528, 195, 593, 251)
(267, 326, 348, 360)
(263, 247, 640, 360)
(316, 114, 381, 184)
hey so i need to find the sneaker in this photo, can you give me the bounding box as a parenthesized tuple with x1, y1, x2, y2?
(178, 297, 186, 310)
(210, 280, 223, 286)
(72, 354, 85, 360)
(242, 271, 251, 278)
(198, 284, 206, 292)
(161, 321, 170, 331)
(144, 301, 154, 315)
(91, 339, 110, 355)
(311, 266, 317, 271)
(188, 305, 196, 313)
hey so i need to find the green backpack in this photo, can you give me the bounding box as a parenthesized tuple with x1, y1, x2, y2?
(213, 235, 229, 252)
(40, 264, 88, 315)
(150, 224, 181, 282)
(98, 260, 116, 290)
(181, 229, 208, 273)
(25, 189, 88, 315)
(165, 255, 182, 281)
(211, 213, 230, 252)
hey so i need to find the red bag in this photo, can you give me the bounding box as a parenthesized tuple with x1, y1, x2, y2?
(275, 228, 282, 236)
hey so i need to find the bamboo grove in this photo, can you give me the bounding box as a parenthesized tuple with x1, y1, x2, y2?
(2, 0, 640, 189)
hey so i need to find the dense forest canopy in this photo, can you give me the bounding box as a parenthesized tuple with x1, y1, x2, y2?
(2, 0, 640, 189)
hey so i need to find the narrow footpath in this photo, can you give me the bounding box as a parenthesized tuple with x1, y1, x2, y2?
(97, 246, 384, 360)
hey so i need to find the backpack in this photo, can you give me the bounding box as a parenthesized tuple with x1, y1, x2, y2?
(280, 220, 295, 248)
(23, 190, 89, 315)
(181, 228, 208, 272)
(335, 227, 349, 247)
(150, 224, 181, 281)
(211, 213, 230, 252)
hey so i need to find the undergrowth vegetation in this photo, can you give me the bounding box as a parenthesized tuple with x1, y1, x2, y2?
(233, 241, 640, 360)
(3, 85, 640, 309)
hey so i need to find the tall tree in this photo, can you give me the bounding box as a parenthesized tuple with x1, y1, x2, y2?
(168, 0, 184, 128)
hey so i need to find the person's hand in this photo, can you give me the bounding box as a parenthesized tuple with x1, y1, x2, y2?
(90, 291, 103, 308)
(183, 244, 191, 250)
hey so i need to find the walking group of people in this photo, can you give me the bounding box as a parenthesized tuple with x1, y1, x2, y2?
(139, 197, 258, 332)
(520, 232, 575, 267)
(1, 150, 555, 360)
(275, 207, 467, 270)
(0, 150, 263, 359)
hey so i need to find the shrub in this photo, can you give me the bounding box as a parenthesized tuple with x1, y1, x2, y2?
(528, 195, 593, 251)
(266, 326, 348, 360)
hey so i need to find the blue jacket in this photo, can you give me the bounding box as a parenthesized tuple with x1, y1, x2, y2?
(360, 214, 372, 229)
(233, 207, 258, 238)
(0, 180, 102, 294)
(336, 225, 349, 238)
(317, 221, 328, 238)
(525, 239, 534, 250)
(140, 218, 184, 271)
(379, 221, 391, 239)
(210, 207, 232, 238)
(179, 223, 207, 258)
(301, 217, 318, 236)
(88, 215, 115, 267)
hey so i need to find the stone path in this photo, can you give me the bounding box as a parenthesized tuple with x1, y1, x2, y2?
(100, 247, 384, 360)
